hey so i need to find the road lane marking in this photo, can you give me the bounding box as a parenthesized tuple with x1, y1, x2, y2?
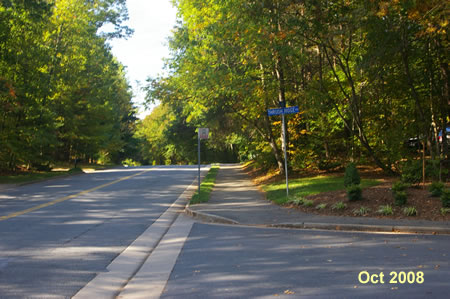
(0, 169, 153, 222)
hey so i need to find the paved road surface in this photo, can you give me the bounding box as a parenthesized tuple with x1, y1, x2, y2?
(0, 166, 203, 298)
(162, 223, 450, 298)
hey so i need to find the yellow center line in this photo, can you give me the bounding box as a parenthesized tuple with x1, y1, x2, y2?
(0, 169, 153, 222)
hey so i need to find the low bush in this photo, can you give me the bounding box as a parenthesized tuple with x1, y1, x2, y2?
(287, 197, 305, 206)
(403, 206, 417, 216)
(441, 189, 450, 208)
(378, 205, 394, 216)
(394, 190, 408, 206)
(440, 208, 450, 216)
(392, 181, 409, 193)
(315, 203, 327, 210)
(347, 184, 362, 201)
(344, 163, 360, 187)
(353, 206, 370, 216)
(429, 182, 444, 197)
(400, 160, 422, 184)
(303, 199, 314, 207)
(331, 201, 347, 211)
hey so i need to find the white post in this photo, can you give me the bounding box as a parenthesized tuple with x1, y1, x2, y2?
(281, 112, 289, 196)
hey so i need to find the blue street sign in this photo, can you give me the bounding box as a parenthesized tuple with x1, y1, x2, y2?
(267, 106, 299, 116)
(283, 106, 299, 114)
(267, 108, 283, 116)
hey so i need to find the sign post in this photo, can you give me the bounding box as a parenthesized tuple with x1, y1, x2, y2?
(197, 128, 209, 193)
(267, 106, 299, 196)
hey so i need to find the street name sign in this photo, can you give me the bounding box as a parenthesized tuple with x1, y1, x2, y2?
(266, 105, 299, 196)
(267, 106, 299, 116)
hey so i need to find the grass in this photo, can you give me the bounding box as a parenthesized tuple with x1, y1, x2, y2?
(262, 175, 380, 205)
(190, 165, 220, 205)
(353, 206, 371, 216)
(0, 168, 83, 185)
(377, 205, 394, 216)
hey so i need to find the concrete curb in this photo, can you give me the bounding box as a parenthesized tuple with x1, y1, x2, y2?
(184, 207, 239, 225)
(73, 169, 206, 299)
(184, 208, 450, 235)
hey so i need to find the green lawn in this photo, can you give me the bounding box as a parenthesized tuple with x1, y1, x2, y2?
(190, 165, 220, 205)
(0, 168, 82, 185)
(262, 175, 381, 205)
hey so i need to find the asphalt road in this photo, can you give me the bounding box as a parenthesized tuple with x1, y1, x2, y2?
(0, 166, 202, 298)
(1, 166, 449, 299)
(162, 223, 450, 299)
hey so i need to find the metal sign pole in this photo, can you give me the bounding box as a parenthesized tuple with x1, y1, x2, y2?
(281, 112, 289, 196)
(198, 134, 201, 193)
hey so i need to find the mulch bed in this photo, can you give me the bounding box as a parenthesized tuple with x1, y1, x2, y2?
(245, 164, 450, 222)
(296, 183, 450, 222)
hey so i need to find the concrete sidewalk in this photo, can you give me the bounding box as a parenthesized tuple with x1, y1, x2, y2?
(186, 164, 450, 234)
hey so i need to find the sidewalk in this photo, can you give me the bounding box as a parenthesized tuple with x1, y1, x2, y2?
(186, 164, 450, 234)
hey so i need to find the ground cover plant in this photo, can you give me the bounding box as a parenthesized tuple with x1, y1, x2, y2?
(248, 164, 450, 221)
(190, 165, 220, 204)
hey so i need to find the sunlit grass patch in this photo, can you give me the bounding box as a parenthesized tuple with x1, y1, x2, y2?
(190, 165, 220, 205)
(262, 175, 380, 205)
(0, 169, 82, 185)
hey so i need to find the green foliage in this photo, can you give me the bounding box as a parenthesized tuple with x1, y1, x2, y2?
(347, 184, 363, 201)
(429, 182, 445, 197)
(353, 206, 370, 216)
(331, 201, 347, 211)
(0, 0, 136, 171)
(440, 208, 450, 216)
(392, 181, 409, 193)
(400, 160, 423, 184)
(377, 205, 394, 216)
(286, 197, 305, 206)
(263, 175, 379, 205)
(318, 160, 342, 171)
(394, 191, 408, 206)
(344, 163, 360, 187)
(303, 199, 314, 207)
(190, 165, 220, 205)
(122, 159, 141, 167)
(441, 189, 450, 208)
(392, 181, 408, 206)
(402, 207, 417, 217)
(315, 203, 327, 210)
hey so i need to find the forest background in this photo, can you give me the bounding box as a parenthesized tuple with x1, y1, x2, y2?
(1, 0, 449, 181)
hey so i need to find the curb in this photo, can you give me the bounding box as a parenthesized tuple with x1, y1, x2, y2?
(73, 171, 201, 299)
(184, 208, 450, 235)
(185, 207, 239, 225)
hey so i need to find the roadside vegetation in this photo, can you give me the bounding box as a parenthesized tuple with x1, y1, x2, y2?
(190, 165, 220, 205)
(263, 175, 380, 205)
(1, 0, 448, 199)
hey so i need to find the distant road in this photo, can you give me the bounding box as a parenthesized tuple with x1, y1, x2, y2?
(0, 166, 202, 298)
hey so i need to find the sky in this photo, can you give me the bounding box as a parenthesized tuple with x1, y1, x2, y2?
(108, 0, 178, 119)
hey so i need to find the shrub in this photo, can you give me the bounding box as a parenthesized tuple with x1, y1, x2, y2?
(331, 201, 347, 211)
(394, 190, 408, 206)
(441, 189, 450, 208)
(344, 163, 360, 187)
(287, 197, 305, 206)
(440, 208, 450, 216)
(403, 207, 417, 216)
(347, 184, 362, 201)
(429, 182, 445, 197)
(378, 205, 394, 215)
(392, 181, 409, 193)
(315, 203, 327, 210)
(400, 160, 422, 184)
(303, 199, 314, 207)
(353, 206, 370, 216)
